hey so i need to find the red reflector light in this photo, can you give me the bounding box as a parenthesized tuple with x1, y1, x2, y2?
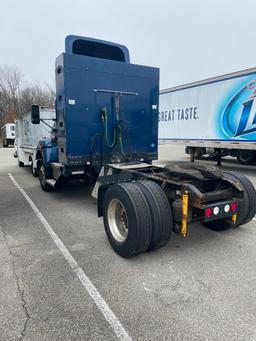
(231, 202, 237, 212)
(205, 207, 213, 218)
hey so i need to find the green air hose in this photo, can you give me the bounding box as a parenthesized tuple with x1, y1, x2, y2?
(117, 124, 129, 160)
(102, 107, 117, 148)
(102, 107, 130, 160)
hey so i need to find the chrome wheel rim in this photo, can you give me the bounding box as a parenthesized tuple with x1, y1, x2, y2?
(108, 199, 128, 243)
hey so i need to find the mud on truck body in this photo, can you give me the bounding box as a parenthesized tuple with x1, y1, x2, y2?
(30, 35, 256, 257)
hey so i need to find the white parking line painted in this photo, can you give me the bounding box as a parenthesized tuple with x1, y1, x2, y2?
(8, 173, 132, 341)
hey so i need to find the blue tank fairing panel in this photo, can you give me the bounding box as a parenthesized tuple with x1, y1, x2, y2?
(38, 138, 58, 165)
(55, 49, 159, 166)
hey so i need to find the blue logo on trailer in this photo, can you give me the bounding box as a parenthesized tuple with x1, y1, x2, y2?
(222, 80, 256, 140)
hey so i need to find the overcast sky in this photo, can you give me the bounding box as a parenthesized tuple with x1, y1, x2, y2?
(1, 0, 255, 89)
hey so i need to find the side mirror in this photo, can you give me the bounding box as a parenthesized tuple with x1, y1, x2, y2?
(31, 105, 40, 124)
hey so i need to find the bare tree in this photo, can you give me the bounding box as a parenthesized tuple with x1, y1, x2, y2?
(19, 84, 55, 115)
(0, 65, 55, 126)
(0, 65, 23, 122)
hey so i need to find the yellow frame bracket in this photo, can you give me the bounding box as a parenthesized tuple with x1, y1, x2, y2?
(181, 191, 189, 237)
(232, 214, 237, 224)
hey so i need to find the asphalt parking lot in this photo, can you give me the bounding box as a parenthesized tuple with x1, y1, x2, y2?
(1, 144, 256, 341)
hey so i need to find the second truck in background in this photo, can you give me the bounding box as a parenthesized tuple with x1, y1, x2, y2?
(1, 123, 15, 147)
(159, 68, 256, 164)
(15, 107, 55, 174)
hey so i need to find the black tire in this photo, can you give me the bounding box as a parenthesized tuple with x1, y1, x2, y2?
(31, 160, 38, 177)
(103, 182, 152, 258)
(204, 171, 256, 230)
(135, 181, 173, 250)
(18, 160, 24, 167)
(38, 159, 54, 192)
(237, 150, 255, 165)
(223, 171, 256, 225)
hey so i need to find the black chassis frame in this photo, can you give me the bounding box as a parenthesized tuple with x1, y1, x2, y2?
(95, 162, 243, 227)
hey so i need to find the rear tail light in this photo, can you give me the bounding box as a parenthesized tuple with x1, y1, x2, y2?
(205, 207, 213, 218)
(213, 207, 219, 215)
(205, 202, 237, 220)
(231, 202, 237, 212)
(224, 204, 230, 213)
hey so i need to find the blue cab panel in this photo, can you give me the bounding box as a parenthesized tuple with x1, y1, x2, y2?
(38, 138, 58, 165)
(55, 36, 159, 166)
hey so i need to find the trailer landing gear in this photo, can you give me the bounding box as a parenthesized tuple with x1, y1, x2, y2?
(216, 149, 222, 166)
(190, 147, 195, 163)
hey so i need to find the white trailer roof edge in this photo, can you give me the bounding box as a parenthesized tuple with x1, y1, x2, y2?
(160, 67, 256, 94)
(19, 106, 55, 117)
(1, 123, 15, 129)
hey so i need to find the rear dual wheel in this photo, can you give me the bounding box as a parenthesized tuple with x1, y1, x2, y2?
(136, 181, 172, 250)
(204, 171, 256, 231)
(103, 181, 173, 258)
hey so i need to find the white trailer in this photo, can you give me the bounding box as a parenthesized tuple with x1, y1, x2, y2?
(159, 67, 256, 164)
(1, 123, 15, 147)
(15, 107, 55, 174)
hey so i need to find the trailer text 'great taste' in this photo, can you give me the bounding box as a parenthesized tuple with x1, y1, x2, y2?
(159, 107, 199, 122)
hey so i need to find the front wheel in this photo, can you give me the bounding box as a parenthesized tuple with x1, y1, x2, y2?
(18, 160, 24, 167)
(31, 160, 38, 177)
(38, 160, 54, 192)
(103, 182, 152, 258)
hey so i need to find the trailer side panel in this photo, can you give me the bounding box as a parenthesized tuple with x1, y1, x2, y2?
(159, 68, 256, 146)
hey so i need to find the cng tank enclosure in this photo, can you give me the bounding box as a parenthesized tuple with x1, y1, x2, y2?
(55, 35, 159, 167)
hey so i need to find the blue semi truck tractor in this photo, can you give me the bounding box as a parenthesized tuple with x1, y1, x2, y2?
(30, 35, 256, 257)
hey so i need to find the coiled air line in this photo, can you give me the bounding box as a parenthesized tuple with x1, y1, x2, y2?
(101, 105, 129, 160)
(93, 89, 138, 161)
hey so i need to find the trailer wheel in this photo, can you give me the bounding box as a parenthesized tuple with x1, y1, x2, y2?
(103, 182, 152, 258)
(38, 160, 54, 192)
(204, 171, 256, 230)
(237, 150, 255, 165)
(135, 181, 172, 250)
